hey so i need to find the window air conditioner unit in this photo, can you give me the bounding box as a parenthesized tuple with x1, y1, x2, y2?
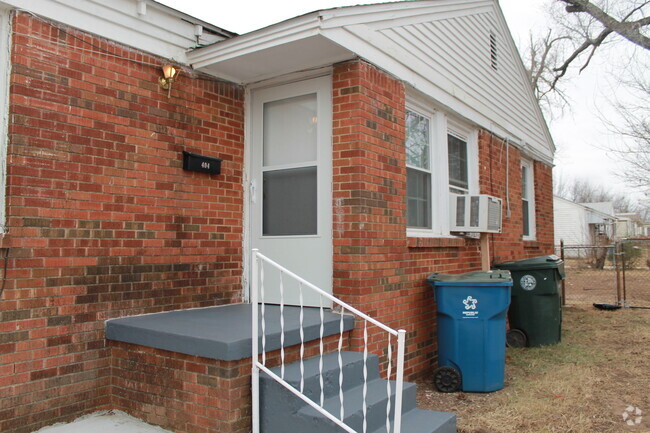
(449, 193, 503, 233)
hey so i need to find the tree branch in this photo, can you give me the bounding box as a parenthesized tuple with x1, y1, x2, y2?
(560, 0, 650, 49)
(551, 27, 612, 89)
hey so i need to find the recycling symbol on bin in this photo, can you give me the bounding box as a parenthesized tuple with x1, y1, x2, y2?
(463, 296, 478, 310)
(520, 274, 537, 291)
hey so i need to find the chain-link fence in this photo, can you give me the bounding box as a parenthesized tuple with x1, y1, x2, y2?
(556, 243, 618, 305)
(618, 239, 650, 308)
(556, 240, 650, 308)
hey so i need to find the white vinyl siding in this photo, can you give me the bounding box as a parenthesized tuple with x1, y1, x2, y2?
(375, 10, 550, 161)
(553, 198, 589, 246)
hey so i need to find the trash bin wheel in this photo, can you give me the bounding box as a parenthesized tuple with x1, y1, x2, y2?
(433, 366, 461, 393)
(506, 329, 527, 348)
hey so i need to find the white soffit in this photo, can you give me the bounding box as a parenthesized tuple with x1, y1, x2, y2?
(198, 36, 354, 84)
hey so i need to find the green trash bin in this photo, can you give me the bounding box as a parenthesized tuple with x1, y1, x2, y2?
(494, 255, 565, 348)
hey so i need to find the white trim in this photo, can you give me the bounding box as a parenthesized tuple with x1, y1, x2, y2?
(446, 118, 479, 196)
(321, 1, 493, 30)
(493, 0, 555, 157)
(521, 158, 536, 241)
(0, 7, 11, 233)
(242, 86, 252, 303)
(405, 104, 434, 231)
(1, 0, 228, 63)
(247, 66, 333, 90)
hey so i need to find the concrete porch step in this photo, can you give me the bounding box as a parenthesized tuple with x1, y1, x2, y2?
(296, 378, 417, 433)
(260, 351, 456, 433)
(106, 303, 354, 361)
(271, 351, 381, 401)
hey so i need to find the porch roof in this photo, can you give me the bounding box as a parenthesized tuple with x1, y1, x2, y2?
(106, 303, 354, 361)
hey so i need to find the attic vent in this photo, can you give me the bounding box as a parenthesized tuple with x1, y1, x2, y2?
(489, 31, 498, 70)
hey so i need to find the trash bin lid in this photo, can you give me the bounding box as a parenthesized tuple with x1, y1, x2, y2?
(427, 270, 512, 285)
(494, 255, 563, 271)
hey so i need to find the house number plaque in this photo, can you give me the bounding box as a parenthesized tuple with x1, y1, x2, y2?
(182, 151, 222, 175)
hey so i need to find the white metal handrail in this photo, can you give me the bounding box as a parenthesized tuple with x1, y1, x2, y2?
(251, 249, 406, 433)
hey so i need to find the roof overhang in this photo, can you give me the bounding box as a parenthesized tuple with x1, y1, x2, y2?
(188, 13, 355, 84)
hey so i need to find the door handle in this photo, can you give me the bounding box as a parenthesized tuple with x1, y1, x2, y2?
(250, 179, 257, 204)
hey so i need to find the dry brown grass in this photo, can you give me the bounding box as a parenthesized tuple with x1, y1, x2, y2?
(417, 306, 650, 433)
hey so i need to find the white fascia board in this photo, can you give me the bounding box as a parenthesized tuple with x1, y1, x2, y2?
(188, 14, 321, 70)
(324, 24, 554, 166)
(320, 0, 492, 30)
(493, 1, 555, 157)
(1, 0, 226, 63)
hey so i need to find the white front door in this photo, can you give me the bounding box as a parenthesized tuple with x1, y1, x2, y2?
(250, 76, 332, 307)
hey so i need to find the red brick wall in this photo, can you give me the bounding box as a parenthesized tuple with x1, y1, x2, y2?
(0, 13, 244, 433)
(110, 333, 349, 433)
(331, 60, 555, 379)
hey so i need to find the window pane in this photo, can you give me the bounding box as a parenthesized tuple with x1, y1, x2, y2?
(263, 167, 317, 236)
(263, 94, 317, 167)
(521, 165, 529, 199)
(448, 134, 468, 190)
(407, 168, 431, 229)
(406, 111, 430, 169)
(522, 199, 530, 236)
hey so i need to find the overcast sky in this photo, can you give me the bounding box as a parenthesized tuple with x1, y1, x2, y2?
(157, 0, 644, 200)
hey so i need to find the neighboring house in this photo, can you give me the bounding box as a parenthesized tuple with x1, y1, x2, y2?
(553, 197, 617, 246)
(642, 221, 650, 237)
(0, 1, 556, 433)
(615, 212, 646, 238)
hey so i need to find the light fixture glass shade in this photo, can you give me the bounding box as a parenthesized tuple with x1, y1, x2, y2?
(162, 64, 177, 80)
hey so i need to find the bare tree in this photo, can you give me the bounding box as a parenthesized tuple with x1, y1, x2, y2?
(524, 1, 649, 107)
(524, 30, 571, 114)
(525, 2, 650, 189)
(604, 62, 650, 191)
(551, 0, 650, 90)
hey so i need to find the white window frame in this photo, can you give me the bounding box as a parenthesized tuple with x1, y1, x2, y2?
(521, 158, 536, 240)
(406, 95, 479, 238)
(0, 7, 11, 234)
(405, 103, 435, 232)
(447, 120, 478, 196)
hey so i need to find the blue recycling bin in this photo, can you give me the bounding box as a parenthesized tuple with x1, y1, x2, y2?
(427, 271, 512, 393)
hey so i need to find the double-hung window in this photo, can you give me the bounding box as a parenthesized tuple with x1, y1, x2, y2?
(405, 99, 478, 237)
(521, 159, 535, 240)
(447, 132, 469, 195)
(406, 109, 432, 229)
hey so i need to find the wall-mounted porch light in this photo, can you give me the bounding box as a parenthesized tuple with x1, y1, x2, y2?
(159, 64, 179, 98)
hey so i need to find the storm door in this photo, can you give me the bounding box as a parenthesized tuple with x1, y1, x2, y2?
(250, 77, 332, 307)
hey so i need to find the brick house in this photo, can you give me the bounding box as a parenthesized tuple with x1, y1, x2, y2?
(0, 1, 555, 433)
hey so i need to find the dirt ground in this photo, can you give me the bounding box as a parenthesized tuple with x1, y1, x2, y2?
(417, 306, 650, 433)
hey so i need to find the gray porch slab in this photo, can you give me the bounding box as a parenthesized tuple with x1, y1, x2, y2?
(105, 303, 354, 361)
